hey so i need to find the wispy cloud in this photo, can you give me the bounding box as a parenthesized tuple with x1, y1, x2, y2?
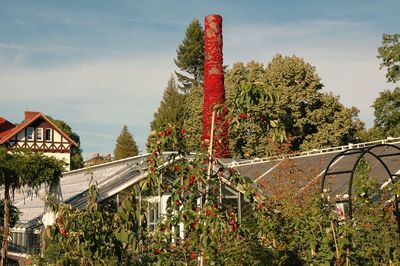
(0, 52, 176, 157)
(223, 19, 388, 128)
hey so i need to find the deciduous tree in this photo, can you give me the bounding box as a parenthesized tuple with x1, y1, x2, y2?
(49, 118, 84, 170)
(0, 149, 64, 265)
(225, 55, 363, 156)
(378, 33, 400, 83)
(372, 87, 400, 138)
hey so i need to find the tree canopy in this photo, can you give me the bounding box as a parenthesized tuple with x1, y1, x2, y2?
(372, 87, 400, 138)
(378, 33, 400, 83)
(174, 19, 204, 92)
(361, 33, 400, 142)
(224, 55, 363, 156)
(114, 125, 139, 160)
(0, 148, 64, 264)
(148, 76, 186, 151)
(150, 76, 185, 131)
(49, 117, 84, 170)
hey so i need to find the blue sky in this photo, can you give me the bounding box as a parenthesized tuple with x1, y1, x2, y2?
(0, 0, 399, 158)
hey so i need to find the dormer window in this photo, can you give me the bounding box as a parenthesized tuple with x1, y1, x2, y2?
(27, 127, 34, 141)
(45, 128, 52, 141)
(36, 128, 43, 141)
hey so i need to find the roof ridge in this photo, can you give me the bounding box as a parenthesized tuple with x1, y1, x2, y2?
(225, 137, 400, 167)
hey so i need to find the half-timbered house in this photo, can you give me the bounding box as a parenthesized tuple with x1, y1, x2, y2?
(0, 111, 78, 170)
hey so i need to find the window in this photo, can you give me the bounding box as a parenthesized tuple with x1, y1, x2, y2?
(27, 127, 34, 141)
(36, 128, 43, 141)
(147, 203, 159, 231)
(45, 128, 52, 141)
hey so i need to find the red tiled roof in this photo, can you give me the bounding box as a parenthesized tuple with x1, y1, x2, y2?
(0, 112, 78, 147)
(0, 117, 16, 140)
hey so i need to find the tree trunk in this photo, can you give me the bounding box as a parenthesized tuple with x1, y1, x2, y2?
(1, 185, 10, 266)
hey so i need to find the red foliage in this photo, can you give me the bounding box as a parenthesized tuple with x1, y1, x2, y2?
(202, 14, 229, 158)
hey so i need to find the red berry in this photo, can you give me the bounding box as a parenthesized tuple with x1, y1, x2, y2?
(205, 210, 212, 216)
(158, 131, 164, 137)
(238, 113, 248, 119)
(155, 249, 161, 254)
(229, 211, 235, 217)
(175, 200, 181, 207)
(191, 221, 199, 229)
(165, 128, 172, 136)
(60, 228, 67, 237)
(363, 223, 371, 230)
(257, 203, 264, 210)
(181, 128, 187, 134)
(229, 220, 235, 225)
(190, 251, 197, 260)
(149, 167, 155, 174)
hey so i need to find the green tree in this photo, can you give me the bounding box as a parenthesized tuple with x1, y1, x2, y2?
(378, 34, 400, 83)
(174, 19, 204, 92)
(264, 54, 324, 150)
(182, 84, 204, 152)
(0, 201, 19, 230)
(49, 118, 84, 170)
(225, 61, 276, 157)
(372, 87, 400, 138)
(300, 93, 363, 150)
(114, 125, 139, 160)
(0, 149, 64, 265)
(34, 186, 134, 265)
(225, 55, 363, 156)
(149, 76, 185, 148)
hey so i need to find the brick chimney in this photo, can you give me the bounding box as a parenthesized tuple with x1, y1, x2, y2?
(24, 111, 40, 120)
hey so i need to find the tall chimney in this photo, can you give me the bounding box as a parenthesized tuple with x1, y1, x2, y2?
(202, 14, 229, 158)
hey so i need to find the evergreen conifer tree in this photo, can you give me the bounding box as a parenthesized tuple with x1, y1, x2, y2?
(148, 76, 186, 151)
(150, 76, 185, 131)
(174, 19, 204, 92)
(114, 125, 139, 160)
(182, 84, 203, 152)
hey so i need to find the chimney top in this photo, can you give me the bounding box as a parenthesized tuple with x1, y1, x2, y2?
(24, 111, 40, 120)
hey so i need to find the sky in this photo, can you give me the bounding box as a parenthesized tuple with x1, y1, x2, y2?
(0, 0, 399, 159)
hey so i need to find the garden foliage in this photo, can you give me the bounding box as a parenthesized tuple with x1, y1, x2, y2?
(36, 123, 400, 265)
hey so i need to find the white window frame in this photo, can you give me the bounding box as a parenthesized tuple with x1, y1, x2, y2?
(45, 128, 52, 141)
(27, 127, 34, 141)
(36, 128, 43, 141)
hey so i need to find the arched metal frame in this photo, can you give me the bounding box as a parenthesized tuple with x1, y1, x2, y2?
(320, 144, 400, 228)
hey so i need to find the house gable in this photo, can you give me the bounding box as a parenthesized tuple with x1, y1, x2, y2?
(0, 111, 79, 170)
